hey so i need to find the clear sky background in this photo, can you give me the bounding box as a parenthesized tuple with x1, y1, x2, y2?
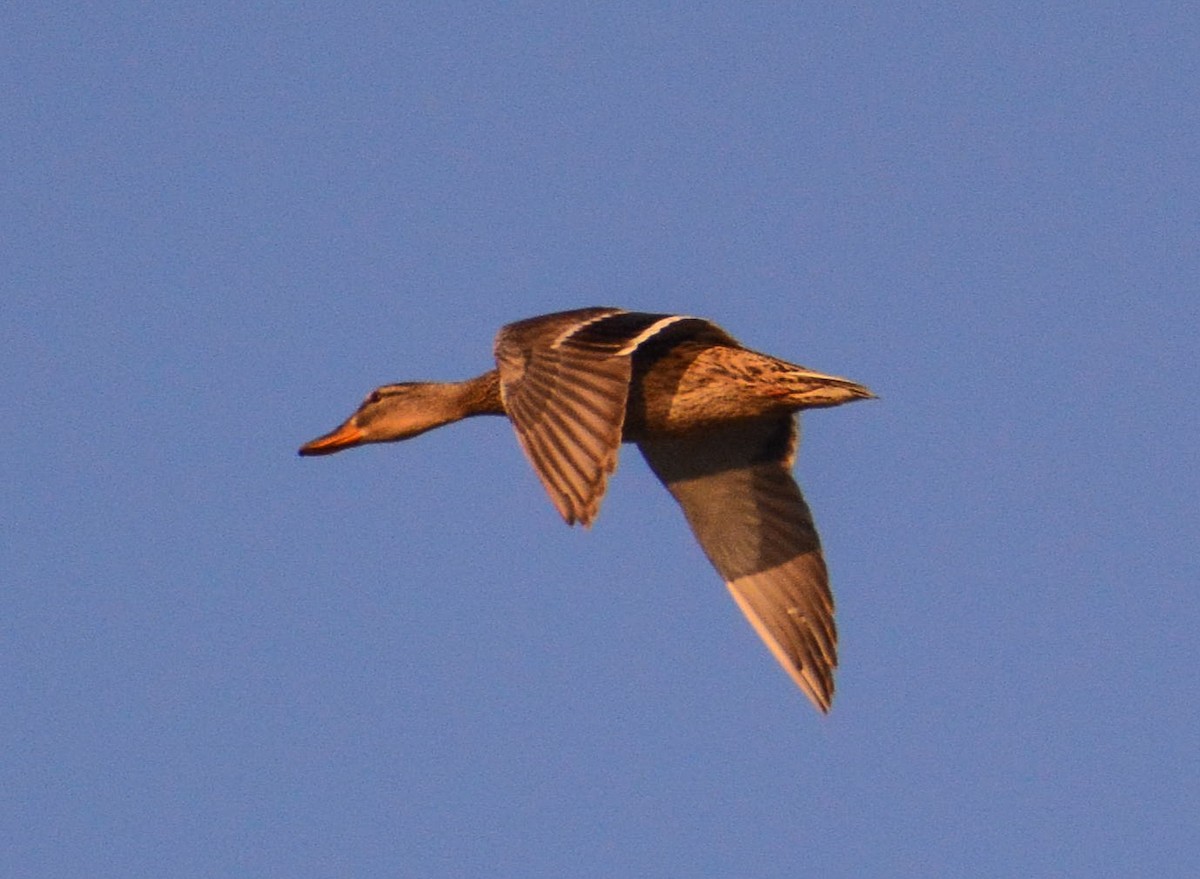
(5, 4, 1197, 877)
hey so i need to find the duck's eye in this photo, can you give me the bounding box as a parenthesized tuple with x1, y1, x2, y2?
(367, 390, 382, 405)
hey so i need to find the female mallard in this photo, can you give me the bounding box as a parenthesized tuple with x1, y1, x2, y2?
(300, 307, 872, 712)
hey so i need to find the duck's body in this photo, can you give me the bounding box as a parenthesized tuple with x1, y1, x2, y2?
(300, 307, 872, 712)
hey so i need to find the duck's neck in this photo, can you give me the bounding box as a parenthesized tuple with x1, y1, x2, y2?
(458, 369, 505, 417)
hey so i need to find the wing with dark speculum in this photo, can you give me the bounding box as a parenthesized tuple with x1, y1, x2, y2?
(494, 308, 735, 526)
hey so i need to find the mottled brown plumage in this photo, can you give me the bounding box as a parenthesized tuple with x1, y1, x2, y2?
(299, 307, 872, 712)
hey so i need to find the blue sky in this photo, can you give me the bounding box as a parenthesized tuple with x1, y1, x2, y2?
(5, 4, 1197, 877)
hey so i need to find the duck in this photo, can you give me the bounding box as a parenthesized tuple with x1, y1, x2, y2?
(299, 307, 873, 712)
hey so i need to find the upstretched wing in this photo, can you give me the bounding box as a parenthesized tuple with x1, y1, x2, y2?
(494, 308, 730, 526)
(638, 416, 837, 712)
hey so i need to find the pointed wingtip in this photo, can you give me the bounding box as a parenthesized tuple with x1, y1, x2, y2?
(806, 683, 834, 714)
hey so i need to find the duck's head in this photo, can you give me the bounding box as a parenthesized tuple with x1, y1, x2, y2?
(298, 382, 464, 456)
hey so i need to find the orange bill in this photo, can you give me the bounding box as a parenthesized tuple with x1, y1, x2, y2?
(298, 421, 367, 456)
